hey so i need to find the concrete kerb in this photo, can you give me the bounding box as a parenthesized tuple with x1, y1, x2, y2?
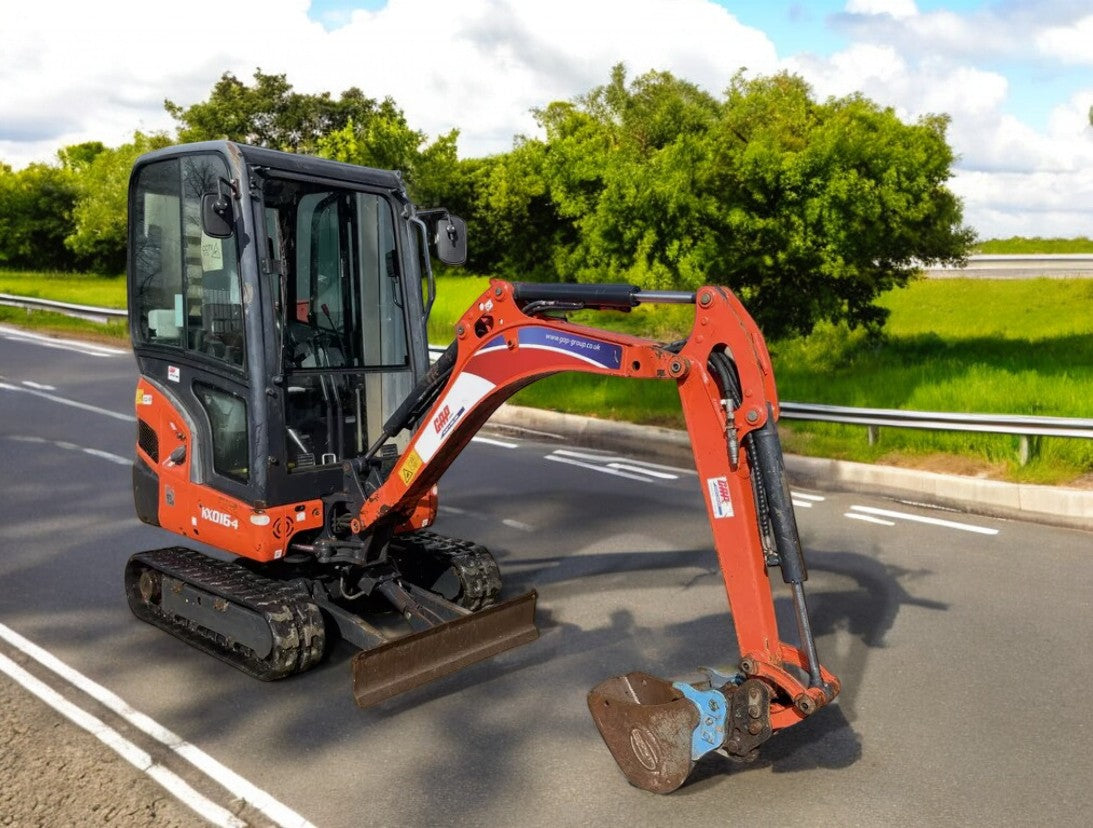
(484, 404, 1092, 532)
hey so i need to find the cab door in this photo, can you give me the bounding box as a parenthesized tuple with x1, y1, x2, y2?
(128, 151, 255, 528)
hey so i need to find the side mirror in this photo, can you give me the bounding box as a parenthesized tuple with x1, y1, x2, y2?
(435, 215, 467, 266)
(201, 183, 234, 239)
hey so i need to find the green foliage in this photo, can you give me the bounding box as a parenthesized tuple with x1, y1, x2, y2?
(975, 236, 1093, 254)
(65, 133, 172, 274)
(317, 110, 461, 206)
(485, 66, 974, 340)
(0, 163, 79, 270)
(166, 70, 383, 155)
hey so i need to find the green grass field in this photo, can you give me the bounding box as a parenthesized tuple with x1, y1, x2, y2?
(975, 237, 1093, 254)
(4, 269, 1090, 484)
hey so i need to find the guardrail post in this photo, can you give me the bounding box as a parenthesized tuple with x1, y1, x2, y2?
(1018, 435, 1041, 467)
(867, 425, 879, 446)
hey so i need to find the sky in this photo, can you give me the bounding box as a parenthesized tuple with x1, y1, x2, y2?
(1, 0, 1091, 239)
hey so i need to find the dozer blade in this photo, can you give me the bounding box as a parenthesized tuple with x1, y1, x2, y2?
(351, 590, 539, 708)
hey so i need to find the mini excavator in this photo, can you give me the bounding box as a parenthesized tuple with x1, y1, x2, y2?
(125, 141, 839, 792)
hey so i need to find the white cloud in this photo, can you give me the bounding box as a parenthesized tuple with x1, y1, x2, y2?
(0, 0, 777, 166)
(1, 1, 1091, 238)
(1036, 14, 1093, 64)
(844, 0, 918, 19)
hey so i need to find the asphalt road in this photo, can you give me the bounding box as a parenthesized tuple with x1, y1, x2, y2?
(1, 324, 1091, 827)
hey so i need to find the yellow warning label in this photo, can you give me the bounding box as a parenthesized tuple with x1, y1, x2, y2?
(398, 450, 423, 485)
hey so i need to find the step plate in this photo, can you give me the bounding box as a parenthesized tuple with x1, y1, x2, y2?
(351, 590, 539, 708)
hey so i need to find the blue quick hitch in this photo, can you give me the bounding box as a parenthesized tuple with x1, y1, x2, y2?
(672, 681, 729, 761)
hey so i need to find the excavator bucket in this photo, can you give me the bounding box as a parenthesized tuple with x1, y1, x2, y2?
(351, 590, 539, 707)
(587, 672, 700, 794)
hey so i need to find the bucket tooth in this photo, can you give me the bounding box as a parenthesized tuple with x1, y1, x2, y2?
(352, 590, 539, 708)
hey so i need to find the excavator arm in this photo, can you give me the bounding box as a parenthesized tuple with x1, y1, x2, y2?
(357, 279, 840, 792)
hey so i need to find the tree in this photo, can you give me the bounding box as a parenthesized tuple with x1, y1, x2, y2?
(0, 163, 79, 270)
(66, 132, 172, 274)
(496, 66, 974, 339)
(165, 70, 385, 155)
(314, 101, 461, 204)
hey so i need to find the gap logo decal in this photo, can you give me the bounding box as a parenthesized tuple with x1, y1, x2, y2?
(518, 327, 622, 369)
(411, 372, 495, 469)
(706, 476, 734, 519)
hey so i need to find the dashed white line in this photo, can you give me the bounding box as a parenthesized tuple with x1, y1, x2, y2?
(0, 382, 135, 422)
(848, 505, 999, 535)
(21, 380, 57, 391)
(0, 622, 315, 828)
(8, 435, 129, 466)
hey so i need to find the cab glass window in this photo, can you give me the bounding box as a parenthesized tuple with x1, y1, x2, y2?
(131, 154, 245, 368)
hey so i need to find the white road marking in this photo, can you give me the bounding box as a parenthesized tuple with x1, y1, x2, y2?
(0, 325, 126, 357)
(0, 381, 135, 422)
(552, 449, 695, 477)
(471, 436, 519, 449)
(0, 651, 245, 828)
(21, 380, 56, 391)
(438, 504, 534, 532)
(606, 462, 678, 480)
(8, 435, 131, 465)
(849, 505, 999, 535)
(0, 622, 315, 828)
(845, 512, 897, 527)
(792, 500, 814, 508)
(791, 492, 826, 502)
(545, 453, 656, 482)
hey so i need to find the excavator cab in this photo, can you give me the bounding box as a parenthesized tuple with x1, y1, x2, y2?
(124, 141, 839, 794)
(128, 143, 446, 517)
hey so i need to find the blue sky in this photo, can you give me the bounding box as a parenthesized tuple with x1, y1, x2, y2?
(2, 0, 1091, 236)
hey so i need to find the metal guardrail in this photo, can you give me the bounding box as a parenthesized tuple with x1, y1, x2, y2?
(923, 254, 1093, 279)
(427, 346, 1092, 462)
(5, 295, 1088, 462)
(0, 293, 127, 324)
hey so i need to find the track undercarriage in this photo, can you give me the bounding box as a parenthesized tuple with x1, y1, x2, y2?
(124, 531, 538, 703)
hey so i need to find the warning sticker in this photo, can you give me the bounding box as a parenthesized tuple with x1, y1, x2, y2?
(398, 450, 423, 486)
(706, 476, 734, 519)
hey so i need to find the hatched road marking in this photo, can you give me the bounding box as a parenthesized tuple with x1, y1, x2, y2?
(0, 621, 315, 828)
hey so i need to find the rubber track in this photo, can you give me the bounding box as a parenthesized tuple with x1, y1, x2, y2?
(389, 531, 502, 611)
(125, 546, 325, 681)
